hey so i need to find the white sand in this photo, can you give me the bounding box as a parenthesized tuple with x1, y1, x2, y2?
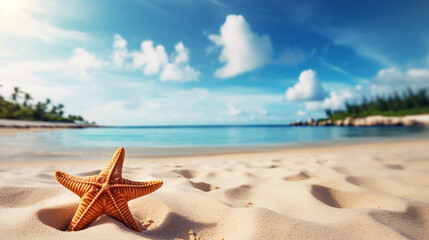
(0, 119, 99, 130)
(0, 127, 68, 136)
(0, 139, 429, 239)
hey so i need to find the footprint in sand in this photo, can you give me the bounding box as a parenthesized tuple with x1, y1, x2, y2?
(225, 184, 252, 200)
(283, 171, 313, 181)
(173, 169, 199, 179)
(369, 203, 429, 239)
(345, 176, 429, 202)
(384, 164, 404, 170)
(331, 166, 354, 175)
(189, 180, 219, 192)
(310, 184, 405, 210)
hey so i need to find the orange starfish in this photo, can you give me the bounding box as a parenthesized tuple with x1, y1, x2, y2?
(55, 147, 163, 232)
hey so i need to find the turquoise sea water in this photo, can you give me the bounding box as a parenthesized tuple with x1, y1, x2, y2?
(1, 125, 428, 161)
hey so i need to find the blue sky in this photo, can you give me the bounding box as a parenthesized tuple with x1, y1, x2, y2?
(1, 0, 429, 125)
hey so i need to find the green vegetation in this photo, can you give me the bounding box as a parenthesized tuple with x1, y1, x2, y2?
(324, 88, 429, 121)
(0, 86, 93, 123)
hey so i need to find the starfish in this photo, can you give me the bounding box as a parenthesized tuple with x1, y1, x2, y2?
(55, 147, 163, 232)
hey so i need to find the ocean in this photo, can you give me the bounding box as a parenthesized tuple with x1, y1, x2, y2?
(1, 125, 428, 161)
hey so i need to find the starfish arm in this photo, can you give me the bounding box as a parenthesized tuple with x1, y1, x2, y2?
(105, 191, 141, 232)
(67, 191, 104, 231)
(99, 147, 125, 183)
(113, 179, 163, 201)
(55, 171, 99, 198)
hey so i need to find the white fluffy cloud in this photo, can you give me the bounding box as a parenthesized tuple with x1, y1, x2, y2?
(112, 34, 199, 82)
(305, 66, 429, 113)
(285, 69, 326, 101)
(70, 48, 107, 75)
(160, 64, 199, 82)
(112, 34, 128, 68)
(407, 69, 429, 78)
(372, 67, 429, 93)
(160, 42, 200, 82)
(209, 14, 273, 78)
(131, 40, 168, 75)
(306, 88, 355, 111)
(171, 42, 189, 64)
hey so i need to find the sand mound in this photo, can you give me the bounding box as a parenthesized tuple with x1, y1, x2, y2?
(284, 171, 313, 181)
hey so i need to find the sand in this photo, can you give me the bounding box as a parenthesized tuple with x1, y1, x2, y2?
(0, 127, 69, 136)
(0, 139, 429, 239)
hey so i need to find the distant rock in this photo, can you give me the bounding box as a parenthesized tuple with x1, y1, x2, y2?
(402, 118, 417, 126)
(343, 117, 353, 126)
(288, 118, 320, 126)
(334, 120, 343, 126)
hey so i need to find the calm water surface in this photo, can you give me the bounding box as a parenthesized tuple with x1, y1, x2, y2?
(1, 125, 428, 161)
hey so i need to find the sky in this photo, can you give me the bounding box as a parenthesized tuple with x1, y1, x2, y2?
(1, 0, 429, 125)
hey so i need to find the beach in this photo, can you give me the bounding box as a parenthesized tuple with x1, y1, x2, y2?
(0, 136, 428, 239)
(2, 0, 428, 239)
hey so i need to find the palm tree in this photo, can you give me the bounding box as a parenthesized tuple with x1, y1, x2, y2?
(11, 87, 21, 103)
(23, 93, 32, 107)
(0, 84, 4, 101)
(325, 109, 332, 118)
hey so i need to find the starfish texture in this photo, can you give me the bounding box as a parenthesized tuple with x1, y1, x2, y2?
(55, 147, 163, 232)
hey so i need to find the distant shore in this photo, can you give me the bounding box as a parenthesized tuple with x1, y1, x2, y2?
(0, 119, 102, 135)
(289, 113, 429, 127)
(0, 119, 102, 128)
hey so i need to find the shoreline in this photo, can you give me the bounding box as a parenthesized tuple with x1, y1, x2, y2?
(0, 127, 428, 163)
(1, 136, 428, 165)
(0, 127, 72, 136)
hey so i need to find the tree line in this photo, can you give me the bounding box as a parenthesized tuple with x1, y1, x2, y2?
(325, 88, 429, 121)
(0, 86, 93, 123)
